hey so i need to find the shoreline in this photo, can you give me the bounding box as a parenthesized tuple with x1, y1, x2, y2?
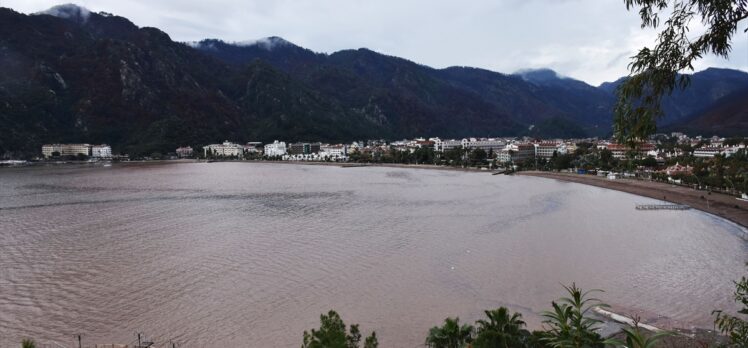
(519, 171, 748, 229)
(261, 160, 490, 173)
(0, 159, 489, 173)
(7, 160, 748, 228)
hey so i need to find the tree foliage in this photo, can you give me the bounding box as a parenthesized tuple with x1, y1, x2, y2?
(713, 266, 748, 347)
(615, 0, 748, 144)
(301, 310, 377, 348)
(541, 283, 608, 348)
(607, 318, 671, 348)
(473, 307, 532, 348)
(425, 317, 474, 348)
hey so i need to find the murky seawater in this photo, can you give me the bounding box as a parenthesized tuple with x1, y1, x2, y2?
(0, 162, 745, 347)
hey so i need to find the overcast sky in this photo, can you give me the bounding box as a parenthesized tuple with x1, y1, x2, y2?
(3, 0, 748, 85)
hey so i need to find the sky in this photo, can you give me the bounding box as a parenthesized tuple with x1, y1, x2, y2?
(2, 0, 748, 85)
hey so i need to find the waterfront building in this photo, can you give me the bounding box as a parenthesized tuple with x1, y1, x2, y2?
(389, 140, 409, 152)
(433, 138, 463, 152)
(320, 144, 348, 158)
(692, 145, 745, 158)
(42, 144, 61, 158)
(664, 162, 693, 176)
(203, 141, 244, 158)
(565, 142, 578, 154)
(348, 141, 364, 152)
(497, 143, 535, 163)
(462, 138, 506, 152)
(603, 143, 656, 159)
(264, 141, 287, 157)
(91, 144, 112, 159)
(724, 145, 746, 157)
(534, 142, 567, 159)
(411, 139, 435, 150)
(289, 142, 321, 155)
(42, 143, 92, 158)
(244, 142, 264, 154)
(176, 146, 194, 158)
(693, 147, 724, 158)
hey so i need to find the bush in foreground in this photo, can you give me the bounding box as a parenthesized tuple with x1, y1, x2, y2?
(301, 310, 377, 348)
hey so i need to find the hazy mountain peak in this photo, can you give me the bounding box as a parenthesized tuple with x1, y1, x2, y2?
(515, 68, 564, 83)
(186, 36, 296, 52)
(236, 36, 293, 50)
(34, 3, 91, 23)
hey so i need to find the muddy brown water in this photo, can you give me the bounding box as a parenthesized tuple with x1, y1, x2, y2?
(1, 162, 745, 347)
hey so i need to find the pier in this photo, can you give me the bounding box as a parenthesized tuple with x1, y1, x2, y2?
(635, 204, 691, 211)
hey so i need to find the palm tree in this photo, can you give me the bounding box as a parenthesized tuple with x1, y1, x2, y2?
(473, 307, 531, 348)
(21, 339, 36, 348)
(425, 317, 474, 348)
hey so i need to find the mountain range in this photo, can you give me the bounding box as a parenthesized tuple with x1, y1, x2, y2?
(1, 4, 747, 157)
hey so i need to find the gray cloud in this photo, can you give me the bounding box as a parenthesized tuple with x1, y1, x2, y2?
(5, 0, 748, 85)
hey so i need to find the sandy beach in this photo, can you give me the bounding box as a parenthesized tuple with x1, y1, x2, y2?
(520, 171, 748, 229)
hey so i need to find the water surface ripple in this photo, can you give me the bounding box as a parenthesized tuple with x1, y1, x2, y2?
(0, 162, 745, 347)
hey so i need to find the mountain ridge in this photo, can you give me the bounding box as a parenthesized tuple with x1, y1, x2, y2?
(1, 4, 746, 158)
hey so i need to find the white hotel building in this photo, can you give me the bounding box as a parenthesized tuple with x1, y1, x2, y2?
(433, 138, 505, 152)
(91, 145, 112, 159)
(42, 143, 90, 158)
(264, 140, 287, 157)
(433, 138, 463, 152)
(462, 138, 506, 152)
(534, 143, 568, 159)
(320, 144, 348, 159)
(203, 141, 244, 157)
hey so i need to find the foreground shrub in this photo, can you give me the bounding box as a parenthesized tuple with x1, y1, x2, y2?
(301, 310, 377, 348)
(425, 317, 474, 348)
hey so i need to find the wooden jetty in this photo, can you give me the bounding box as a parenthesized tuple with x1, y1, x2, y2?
(635, 204, 691, 211)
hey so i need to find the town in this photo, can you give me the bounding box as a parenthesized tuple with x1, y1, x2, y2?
(21, 132, 746, 195)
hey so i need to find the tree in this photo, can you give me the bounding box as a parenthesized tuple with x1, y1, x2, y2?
(639, 156, 658, 168)
(551, 154, 574, 171)
(21, 339, 36, 348)
(541, 283, 608, 348)
(425, 317, 474, 348)
(608, 320, 671, 348)
(363, 332, 378, 348)
(444, 148, 465, 166)
(473, 307, 531, 348)
(469, 148, 488, 166)
(713, 266, 748, 347)
(302, 310, 377, 348)
(615, 1, 748, 144)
